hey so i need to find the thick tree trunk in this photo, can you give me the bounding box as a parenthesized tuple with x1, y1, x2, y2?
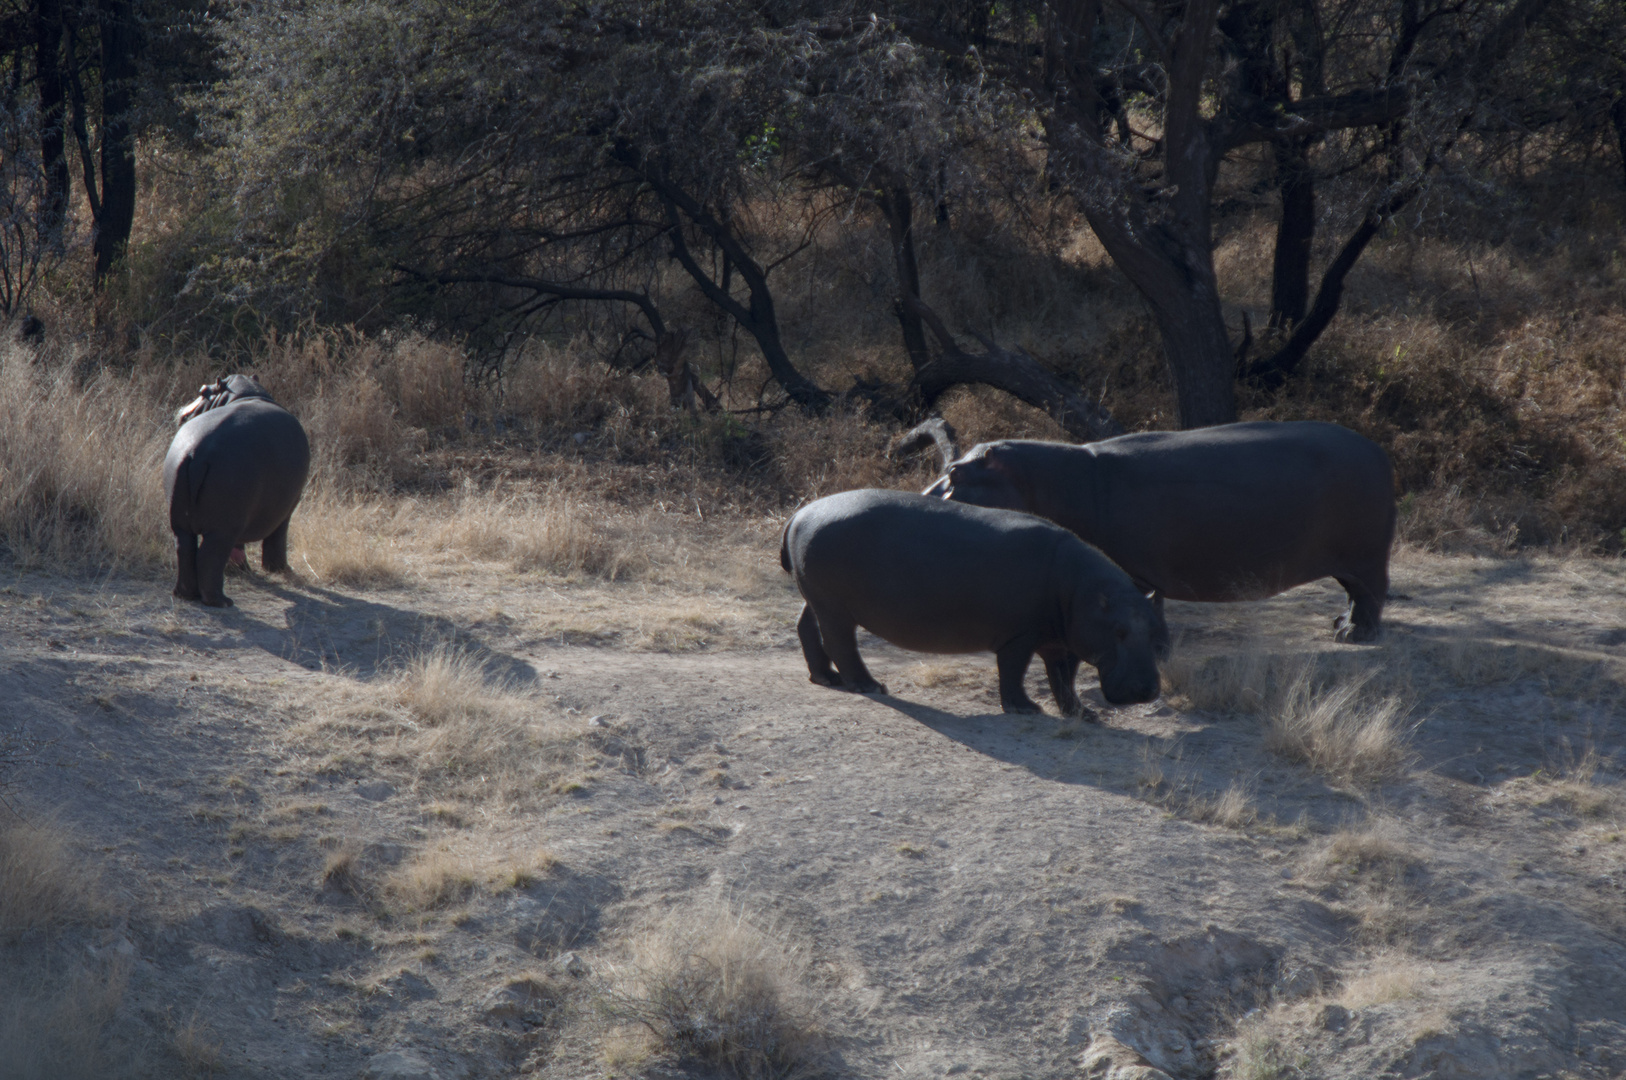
(1270, 137, 1315, 330)
(93, 0, 137, 286)
(877, 184, 932, 374)
(34, 0, 69, 243)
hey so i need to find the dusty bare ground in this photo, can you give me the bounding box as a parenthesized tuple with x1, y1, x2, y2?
(2, 522, 1625, 1079)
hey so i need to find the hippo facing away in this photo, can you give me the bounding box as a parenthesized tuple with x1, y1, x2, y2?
(164, 374, 310, 607)
(780, 489, 1164, 716)
(930, 421, 1395, 642)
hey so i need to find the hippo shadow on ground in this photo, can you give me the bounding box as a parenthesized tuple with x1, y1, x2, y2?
(226, 574, 538, 684)
(867, 692, 1376, 829)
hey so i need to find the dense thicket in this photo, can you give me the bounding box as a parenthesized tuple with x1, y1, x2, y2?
(2, 0, 1625, 544)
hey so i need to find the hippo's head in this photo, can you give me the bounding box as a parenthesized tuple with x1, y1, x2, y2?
(176, 374, 274, 425)
(1065, 581, 1163, 706)
(931, 443, 1029, 512)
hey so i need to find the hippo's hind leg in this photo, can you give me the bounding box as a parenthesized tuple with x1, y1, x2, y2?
(801, 603, 886, 695)
(995, 638, 1043, 715)
(1038, 646, 1093, 720)
(797, 604, 841, 687)
(261, 517, 292, 573)
(173, 531, 201, 601)
(1333, 566, 1387, 644)
(196, 533, 236, 608)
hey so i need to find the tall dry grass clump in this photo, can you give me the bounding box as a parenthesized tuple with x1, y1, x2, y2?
(600, 904, 828, 1079)
(0, 343, 175, 570)
(0, 817, 105, 939)
(1162, 647, 1414, 783)
(391, 643, 578, 799)
(1263, 667, 1414, 783)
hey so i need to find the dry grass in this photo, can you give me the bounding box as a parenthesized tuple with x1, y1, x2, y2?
(390, 643, 581, 799)
(1163, 647, 1414, 783)
(428, 490, 639, 579)
(0, 817, 105, 939)
(384, 841, 555, 914)
(1263, 667, 1414, 783)
(598, 903, 828, 1079)
(0, 343, 177, 570)
(171, 1011, 224, 1076)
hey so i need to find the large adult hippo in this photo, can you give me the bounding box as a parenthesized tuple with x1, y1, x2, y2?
(929, 421, 1395, 643)
(164, 374, 310, 607)
(779, 489, 1164, 716)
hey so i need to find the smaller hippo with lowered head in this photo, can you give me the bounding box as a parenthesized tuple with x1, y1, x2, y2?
(165, 374, 310, 607)
(780, 489, 1164, 716)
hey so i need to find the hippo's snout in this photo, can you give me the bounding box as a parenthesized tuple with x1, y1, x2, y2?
(1100, 663, 1160, 706)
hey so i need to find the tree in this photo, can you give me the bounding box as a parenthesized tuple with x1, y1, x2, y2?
(889, 0, 1556, 427)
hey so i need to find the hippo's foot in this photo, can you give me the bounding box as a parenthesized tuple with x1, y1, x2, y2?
(1333, 615, 1381, 644)
(808, 671, 843, 688)
(1062, 703, 1100, 722)
(1001, 697, 1044, 715)
(172, 584, 200, 601)
(200, 595, 235, 608)
(843, 680, 888, 696)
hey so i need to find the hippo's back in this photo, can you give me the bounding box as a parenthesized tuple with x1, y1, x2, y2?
(165, 399, 311, 539)
(1085, 421, 1394, 601)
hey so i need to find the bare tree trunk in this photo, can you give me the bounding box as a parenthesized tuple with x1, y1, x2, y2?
(1269, 137, 1315, 329)
(875, 183, 932, 373)
(34, 0, 69, 243)
(92, 0, 136, 286)
(1612, 96, 1626, 189)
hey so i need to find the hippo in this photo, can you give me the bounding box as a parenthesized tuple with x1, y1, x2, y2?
(779, 489, 1164, 716)
(164, 374, 310, 607)
(929, 421, 1395, 643)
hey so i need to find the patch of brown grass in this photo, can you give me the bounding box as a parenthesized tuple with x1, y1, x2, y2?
(599, 903, 829, 1080)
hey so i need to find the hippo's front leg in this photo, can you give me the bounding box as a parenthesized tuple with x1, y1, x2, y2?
(995, 639, 1043, 714)
(173, 531, 201, 601)
(1038, 647, 1092, 719)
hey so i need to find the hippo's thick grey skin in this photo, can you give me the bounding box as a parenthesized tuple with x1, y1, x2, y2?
(930, 421, 1395, 643)
(779, 490, 1163, 716)
(164, 375, 310, 607)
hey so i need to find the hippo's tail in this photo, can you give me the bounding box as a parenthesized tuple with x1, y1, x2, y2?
(779, 519, 793, 574)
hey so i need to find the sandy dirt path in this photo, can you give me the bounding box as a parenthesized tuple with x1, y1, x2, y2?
(2, 549, 1624, 1078)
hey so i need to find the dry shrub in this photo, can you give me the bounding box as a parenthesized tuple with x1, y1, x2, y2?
(392, 643, 579, 798)
(1308, 826, 1429, 943)
(766, 408, 898, 502)
(503, 341, 665, 432)
(0, 817, 105, 939)
(0, 343, 175, 570)
(599, 904, 827, 1080)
